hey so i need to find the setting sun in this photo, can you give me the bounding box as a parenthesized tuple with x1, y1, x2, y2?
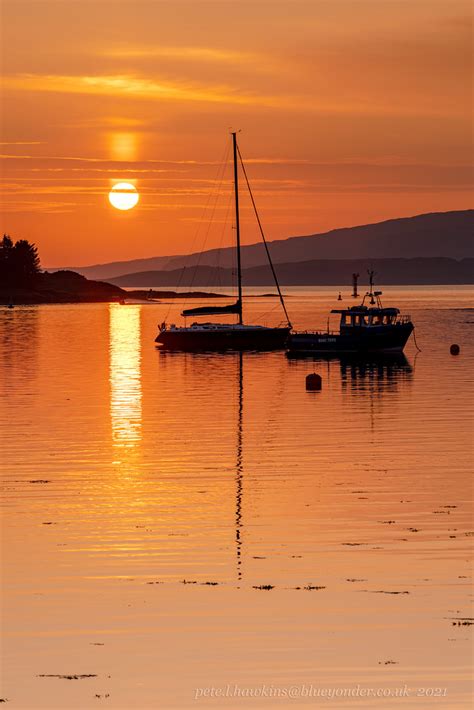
(109, 182, 139, 211)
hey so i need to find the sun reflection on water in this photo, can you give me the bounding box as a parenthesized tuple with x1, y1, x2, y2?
(109, 304, 142, 447)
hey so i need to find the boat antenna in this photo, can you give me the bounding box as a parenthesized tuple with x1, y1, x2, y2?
(231, 132, 243, 325)
(236, 143, 293, 329)
(352, 272, 359, 298)
(367, 269, 376, 305)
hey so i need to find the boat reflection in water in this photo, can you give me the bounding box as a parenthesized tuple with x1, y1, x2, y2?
(109, 304, 142, 447)
(289, 353, 413, 438)
(337, 353, 413, 394)
(336, 354, 414, 433)
(288, 352, 413, 394)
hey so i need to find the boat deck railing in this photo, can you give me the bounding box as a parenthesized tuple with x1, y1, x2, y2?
(293, 330, 339, 336)
(294, 315, 412, 336)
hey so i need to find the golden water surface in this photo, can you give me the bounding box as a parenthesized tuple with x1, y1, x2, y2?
(1, 287, 473, 708)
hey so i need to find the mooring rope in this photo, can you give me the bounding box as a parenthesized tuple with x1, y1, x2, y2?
(412, 327, 422, 352)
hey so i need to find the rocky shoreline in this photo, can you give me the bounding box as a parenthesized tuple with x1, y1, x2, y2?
(0, 270, 226, 305)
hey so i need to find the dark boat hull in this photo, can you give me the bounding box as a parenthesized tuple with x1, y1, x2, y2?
(156, 326, 291, 352)
(287, 323, 413, 356)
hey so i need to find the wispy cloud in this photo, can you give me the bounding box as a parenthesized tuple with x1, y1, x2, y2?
(1, 200, 85, 214)
(3, 152, 471, 172)
(1, 153, 105, 163)
(102, 46, 262, 65)
(0, 153, 207, 165)
(0, 141, 45, 146)
(3, 73, 281, 107)
(70, 116, 149, 129)
(3, 72, 463, 117)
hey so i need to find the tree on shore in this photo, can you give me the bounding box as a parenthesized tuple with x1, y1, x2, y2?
(0, 234, 41, 286)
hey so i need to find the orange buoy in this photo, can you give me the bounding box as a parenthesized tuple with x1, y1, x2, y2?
(450, 344, 460, 355)
(306, 373, 322, 391)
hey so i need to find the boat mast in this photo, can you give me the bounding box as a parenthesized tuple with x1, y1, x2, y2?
(232, 132, 243, 325)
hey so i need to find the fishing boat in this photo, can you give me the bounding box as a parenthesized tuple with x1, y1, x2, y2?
(155, 132, 292, 351)
(287, 272, 414, 356)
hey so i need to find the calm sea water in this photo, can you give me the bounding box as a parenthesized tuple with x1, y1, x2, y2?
(1, 287, 473, 709)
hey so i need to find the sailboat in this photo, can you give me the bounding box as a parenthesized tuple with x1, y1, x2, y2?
(155, 132, 292, 351)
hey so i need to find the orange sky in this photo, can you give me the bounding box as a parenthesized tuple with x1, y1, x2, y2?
(1, 0, 472, 267)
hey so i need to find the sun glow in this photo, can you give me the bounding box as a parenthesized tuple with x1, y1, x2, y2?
(109, 132, 138, 161)
(109, 182, 139, 210)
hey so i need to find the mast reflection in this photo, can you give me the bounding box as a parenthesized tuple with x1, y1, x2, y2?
(109, 304, 142, 446)
(235, 352, 243, 584)
(289, 352, 413, 395)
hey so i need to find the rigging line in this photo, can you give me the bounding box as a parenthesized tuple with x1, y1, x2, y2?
(203, 184, 233, 292)
(236, 145, 292, 329)
(186, 139, 230, 294)
(168, 138, 229, 316)
(179, 138, 231, 315)
(213, 190, 234, 290)
(255, 300, 280, 323)
(163, 158, 224, 319)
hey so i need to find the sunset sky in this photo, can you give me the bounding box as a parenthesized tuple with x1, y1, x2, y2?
(1, 0, 472, 267)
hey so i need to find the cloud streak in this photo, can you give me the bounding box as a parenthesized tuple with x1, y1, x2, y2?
(102, 45, 263, 64)
(4, 72, 461, 117)
(3, 73, 281, 107)
(0, 141, 45, 146)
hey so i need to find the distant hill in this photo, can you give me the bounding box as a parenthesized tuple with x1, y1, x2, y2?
(58, 210, 474, 280)
(109, 257, 474, 287)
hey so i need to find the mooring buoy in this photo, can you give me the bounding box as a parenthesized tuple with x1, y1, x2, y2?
(450, 344, 460, 355)
(306, 373, 322, 391)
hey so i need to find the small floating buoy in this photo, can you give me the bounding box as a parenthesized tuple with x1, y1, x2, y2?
(306, 373, 322, 391)
(337, 292, 342, 301)
(450, 344, 460, 355)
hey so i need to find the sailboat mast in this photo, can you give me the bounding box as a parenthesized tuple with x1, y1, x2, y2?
(232, 132, 243, 324)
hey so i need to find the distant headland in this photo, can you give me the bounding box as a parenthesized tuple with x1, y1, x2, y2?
(0, 236, 224, 305)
